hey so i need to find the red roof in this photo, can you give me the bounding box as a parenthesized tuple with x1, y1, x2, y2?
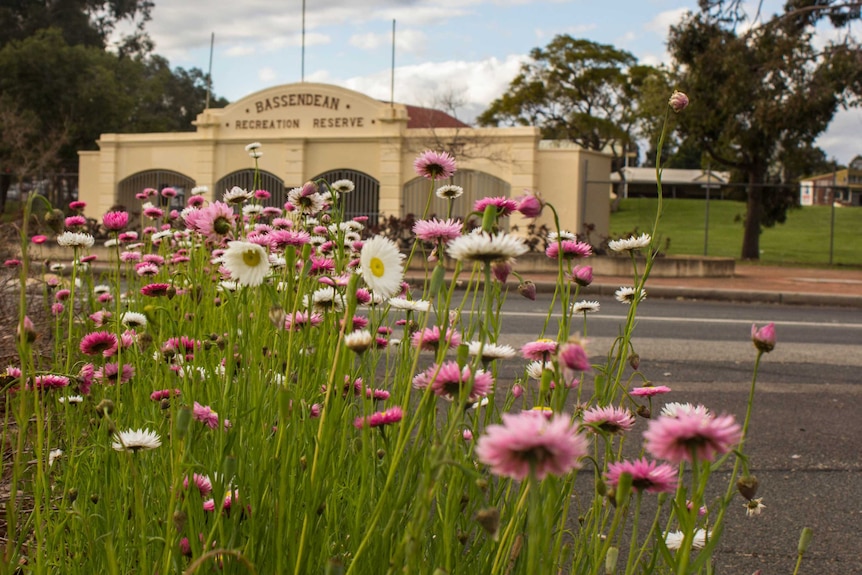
(404, 105, 470, 129)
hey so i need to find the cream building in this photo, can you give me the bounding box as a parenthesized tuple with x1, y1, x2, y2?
(78, 82, 610, 237)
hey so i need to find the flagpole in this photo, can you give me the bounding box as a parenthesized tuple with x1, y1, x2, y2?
(205, 32, 214, 109)
(301, 0, 306, 81)
(390, 19, 396, 106)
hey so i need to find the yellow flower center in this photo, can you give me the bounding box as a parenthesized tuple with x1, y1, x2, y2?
(369, 256, 385, 278)
(242, 249, 261, 267)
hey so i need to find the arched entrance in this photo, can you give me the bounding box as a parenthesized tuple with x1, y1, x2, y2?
(311, 169, 380, 225)
(116, 170, 196, 211)
(402, 169, 512, 224)
(215, 170, 286, 206)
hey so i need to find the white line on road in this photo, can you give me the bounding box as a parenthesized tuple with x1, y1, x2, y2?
(502, 312, 862, 329)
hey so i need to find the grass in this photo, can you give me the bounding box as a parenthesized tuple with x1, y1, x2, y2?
(609, 198, 862, 267)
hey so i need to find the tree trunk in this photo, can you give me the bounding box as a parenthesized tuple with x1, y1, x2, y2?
(740, 170, 763, 260)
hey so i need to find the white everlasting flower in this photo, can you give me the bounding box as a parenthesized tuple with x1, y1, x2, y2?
(308, 235, 328, 247)
(614, 287, 646, 305)
(218, 280, 239, 292)
(447, 231, 528, 263)
(190, 185, 209, 195)
(121, 311, 147, 328)
(249, 149, 263, 159)
(525, 361, 555, 380)
(151, 230, 173, 243)
(344, 330, 374, 353)
(330, 179, 355, 193)
(49, 263, 66, 272)
(571, 300, 601, 314)
(221, 241, 271, 287)
(243, 204, 264, 216)
(664, 529, 708, 551)
(103, 239, 119, 248)
(745, 498, 766, 517)
(466, 341, 516, 361)
(286, 187, 325, 214)
(112, 428, 162, 452)
(268, 254, 287, 268)
(57, 232, 94, 248)
(388, 298, 432, 313)
(245, 142, 262, 151)
(547, 230, 577, 243)
(608, 233, 651, 253)
(305, 286, 346, 312)
(435, 184, 464, 199)
(360, 236, 405, 299)
(48, 449, 63, 467)
(58, 395, 83, 405)
(224, 186, 253, 204)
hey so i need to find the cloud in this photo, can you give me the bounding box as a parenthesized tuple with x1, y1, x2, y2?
(343, 54, 529, 122)
(817, 108, 862, 163)
(644, 7, 690, 36)
(350, 32, 385, 51)
(226, 45, 255, 57)
(258, 67, 277, 83)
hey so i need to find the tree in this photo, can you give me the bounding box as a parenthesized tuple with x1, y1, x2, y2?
(669, 1, 862, 259)
(0, 0, 153, 51)
(477, 36, 665, 170)
(0, 96, 69, 213)
(0, 29, 228, 169)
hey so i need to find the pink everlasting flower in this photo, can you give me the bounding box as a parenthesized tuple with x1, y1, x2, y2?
(545, 240, 592, 259)
(521, 339, 558, 361)
(283, 311, 323, 330)
(95, 363, 135, 384)
(515, 190, 543, 218)
(606, 457, 678, 494)
(150, 388, 181, 401)
(68, 200, 86, 211)
(630, 385, 672, 397)
(475, 411, 589, 480)
(32, 235, 48, 244)
(412, 361, 494, 402)
(414, 150, 457, 180)
(79, 331, 119, 357)
(751, 322, 776, 353)
(30, 374, 70, 390)
(188, 195, 206, 208)
(570, 265, 593, 286)
(413, 218, 462, 243)
(474, 196, 518, 217)
(65, 215, 87, 228)
(582, 405, 636, 434)
(354, 406, 404, 429)
(668, 90, 689, 113)
(102, 211, 129, 231)
(411, 325, 461, 351)
(141, 283, 172, 297)
(644, 410, 742, 464)
(193, 402, 220, 429)
(160, 187, 177, 198)
(183, 473, 213, 496)
(558, 340, 591, 376)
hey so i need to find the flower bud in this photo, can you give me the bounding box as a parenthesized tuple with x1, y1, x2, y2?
(515, 189, 543, 218)
(751, 322, 776, 353)
(668, 90, 689, 113)
(605, 547, 619, 575)
(517, 281, 536, 301)
(95, 399, 114, 417)
(628, 353, 640, 370)
(736, 475, 759, 500)
(18, 316, 37, 344)
(571, 264, 593, 287)
(798, 527, 813, 554)
(475, 507, 500, 541)
(635, 405, 651, 419)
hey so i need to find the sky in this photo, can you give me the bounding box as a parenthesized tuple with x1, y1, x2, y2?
(126, 0, 862, 164)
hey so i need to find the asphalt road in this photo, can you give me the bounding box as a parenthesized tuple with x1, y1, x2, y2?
(484, 295, 862, 574)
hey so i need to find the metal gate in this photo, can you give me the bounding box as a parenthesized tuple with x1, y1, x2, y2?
(117, 170, 196, 211)
(311, 169, 380, 225)
(215, 170, 286, 206)
(402, 170, 511, 225)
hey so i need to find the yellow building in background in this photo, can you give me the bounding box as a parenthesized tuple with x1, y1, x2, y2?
(78, 83, 610, 237)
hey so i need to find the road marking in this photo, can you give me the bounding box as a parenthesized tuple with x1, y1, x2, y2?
(502, 312, 862, 329)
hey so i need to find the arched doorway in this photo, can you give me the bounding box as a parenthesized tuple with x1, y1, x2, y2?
(311, 169, 380, 225)
(215, 170, 286, 206)
(116, 170, 196, 212)
(402, 169, 512, 225)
